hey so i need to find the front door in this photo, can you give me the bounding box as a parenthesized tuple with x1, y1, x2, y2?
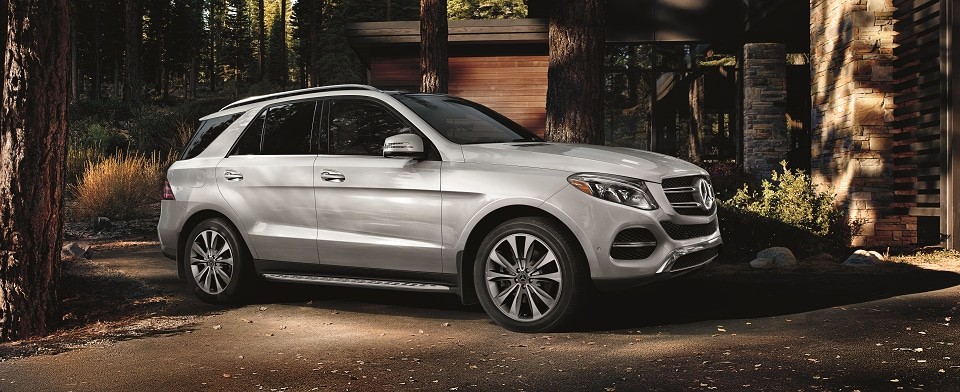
(313, 98, 443, 273)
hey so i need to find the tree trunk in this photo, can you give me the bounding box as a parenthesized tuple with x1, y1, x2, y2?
(92, 0, 102, 100)
(70, 3, 78, 102)
(308, 1, 321, 87)
(419, 0, 448, 93)
(0, 0, 70, 341)
(188, 55, 198, 99)
(544, 0, 605, 144)
(123, 0, 142, 106)
(279, 0, 288, 86)
(258, 0, 265, 81)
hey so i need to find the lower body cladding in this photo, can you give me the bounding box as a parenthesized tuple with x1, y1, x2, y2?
(541, 186, 722, 291)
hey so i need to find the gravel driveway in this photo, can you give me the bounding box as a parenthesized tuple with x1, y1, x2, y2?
(0, 244, 958, 391)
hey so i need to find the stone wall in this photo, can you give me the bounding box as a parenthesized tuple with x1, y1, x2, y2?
(810, 0, 916, 247)
(743, 43, 789, 183)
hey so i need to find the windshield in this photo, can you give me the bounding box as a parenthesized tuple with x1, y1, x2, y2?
(392, 94, 544, 145)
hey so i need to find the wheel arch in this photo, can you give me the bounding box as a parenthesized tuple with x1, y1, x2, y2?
(457, 204, 592, 305)
(177, 209, 251, 280)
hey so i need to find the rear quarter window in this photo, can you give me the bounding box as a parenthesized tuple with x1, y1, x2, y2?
(180, 113, 243, 160)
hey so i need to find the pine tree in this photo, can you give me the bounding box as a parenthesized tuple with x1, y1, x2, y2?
(1, 0, 71, 341)
(545, 0, 605, 144)
(420, 0, 448, 93)
(225, 0, 254, 85)
(266, 0, 288, 85)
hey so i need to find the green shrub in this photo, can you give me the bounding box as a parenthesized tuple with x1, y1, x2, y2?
(726, 161, 841, 236)
(720, 161, 854, 259)
(70, 152, 164, 220)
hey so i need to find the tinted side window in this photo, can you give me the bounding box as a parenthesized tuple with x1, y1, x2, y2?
(262, 101, 317, 155)
(181, 113, 242, 160)
(232, 101, 317, 155)
(328, 99, 411, 156)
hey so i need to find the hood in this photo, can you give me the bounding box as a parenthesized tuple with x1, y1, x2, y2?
(460, 142, 707, 183)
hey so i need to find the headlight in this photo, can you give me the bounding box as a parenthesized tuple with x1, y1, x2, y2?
(567, 173, 659, 210)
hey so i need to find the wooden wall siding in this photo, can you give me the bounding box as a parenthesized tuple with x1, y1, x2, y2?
(891, 0, 942, 215)
(370, 55, 549, 136)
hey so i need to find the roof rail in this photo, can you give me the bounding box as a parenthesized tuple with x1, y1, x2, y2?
(220, 84, 380, 111)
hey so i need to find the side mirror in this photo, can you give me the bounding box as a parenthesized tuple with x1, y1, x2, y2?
(383, 134, 426, 159)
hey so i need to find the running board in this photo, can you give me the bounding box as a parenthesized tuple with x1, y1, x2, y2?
(261, 273, 453, 293)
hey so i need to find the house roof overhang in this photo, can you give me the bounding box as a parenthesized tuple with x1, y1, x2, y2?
(346, 19, 548, 64)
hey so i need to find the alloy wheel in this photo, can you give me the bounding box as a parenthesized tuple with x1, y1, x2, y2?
(189, 229, 234, 295)
(484, 233, 563, 322)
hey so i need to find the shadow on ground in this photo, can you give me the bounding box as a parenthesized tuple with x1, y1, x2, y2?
(590, 261, 960, 331)
(245, 259, 960, 332)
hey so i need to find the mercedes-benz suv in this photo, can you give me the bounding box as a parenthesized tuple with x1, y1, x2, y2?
(158, 84, 721, 332)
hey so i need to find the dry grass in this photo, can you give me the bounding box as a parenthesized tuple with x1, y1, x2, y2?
(890, 249, 960, 271)
(71, 151, 164, 220)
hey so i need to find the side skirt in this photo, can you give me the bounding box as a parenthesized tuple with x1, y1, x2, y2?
(254, 259, 459, 295)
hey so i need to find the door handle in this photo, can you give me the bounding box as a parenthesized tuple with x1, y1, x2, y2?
(320, 170, 345, 183)
(224, 170, 244, 181)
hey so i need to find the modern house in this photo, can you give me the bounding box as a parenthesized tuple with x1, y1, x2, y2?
(346, 0, 958, 250)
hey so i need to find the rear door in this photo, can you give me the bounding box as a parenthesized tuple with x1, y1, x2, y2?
(217, 100, 321, 264)
(313, 98, 443, 273)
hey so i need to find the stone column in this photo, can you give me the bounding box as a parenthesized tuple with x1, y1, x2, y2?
(810, 0, 911, 247)
(743, 43, 789, 183)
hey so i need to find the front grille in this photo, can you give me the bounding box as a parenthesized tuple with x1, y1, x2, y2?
(611, 228, 657, 260)
(669, 246, 719, 272)
(661, 175, 716, 216)
(660, 219, 719, 240)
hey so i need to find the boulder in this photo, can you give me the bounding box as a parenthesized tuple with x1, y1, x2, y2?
(749, 257, 774, 269)
(842, 249, 886, 267)
(750, 246, 797, 268)
(61, 242, 91, 260)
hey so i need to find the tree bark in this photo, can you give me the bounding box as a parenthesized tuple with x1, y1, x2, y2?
(308, 1, 321, 87)
(279, 0, 288, 86)
(544, 0, 605, 144)
(123, 0, 142, 105)
(70, 2, 78, 102)
(0, 0, 70, 341)
(92, 0, 102, 100)
(258, 0, 265, 81)
(419, 0, 448, 93)
(188, 55, 198, 99)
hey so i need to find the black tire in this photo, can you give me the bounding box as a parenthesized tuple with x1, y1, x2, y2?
(183, 218, 255, 304)
(473, 216, 591, 332)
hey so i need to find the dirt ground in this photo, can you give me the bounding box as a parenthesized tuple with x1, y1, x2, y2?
(0, 238, 958, 391)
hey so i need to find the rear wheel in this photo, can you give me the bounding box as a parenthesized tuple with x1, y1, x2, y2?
(185, 218, 254, 304)
(474, 217, 591, 332)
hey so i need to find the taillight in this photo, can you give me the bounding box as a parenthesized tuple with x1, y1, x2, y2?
(162, 180, 175, 200)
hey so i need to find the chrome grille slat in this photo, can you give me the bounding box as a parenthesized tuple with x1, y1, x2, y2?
(610, 228, 657, 260)
(611, 241, 658, 247)
(660, 175, 715, 216)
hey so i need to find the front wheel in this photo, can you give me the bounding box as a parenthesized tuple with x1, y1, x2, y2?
(473, 217, 591, 332)
(184, 218, 254, 304)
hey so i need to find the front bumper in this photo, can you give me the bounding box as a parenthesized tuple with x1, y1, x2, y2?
(541, 185, 722, 290)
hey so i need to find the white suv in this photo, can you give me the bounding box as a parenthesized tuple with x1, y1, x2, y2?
(158, 85, 721, 332)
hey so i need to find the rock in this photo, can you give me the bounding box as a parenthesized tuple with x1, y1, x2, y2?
(61, 242, 91, 259)
(749, 257, 773, 269)
(91, 216, 112, 230)
(756, 247, 798, 268)
(842, 249, 886, 267)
